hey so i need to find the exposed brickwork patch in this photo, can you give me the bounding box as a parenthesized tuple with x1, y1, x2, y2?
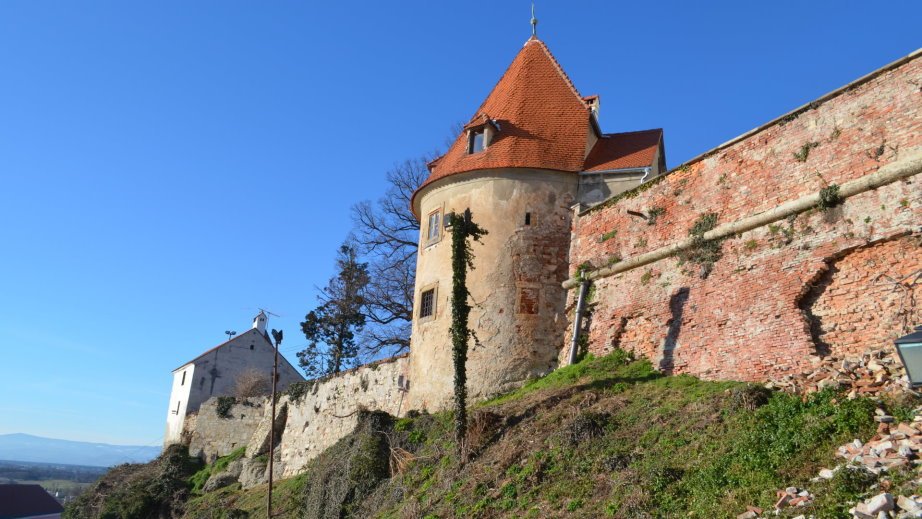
(567, 55, 922, 382)
(802, 236, 922, 358)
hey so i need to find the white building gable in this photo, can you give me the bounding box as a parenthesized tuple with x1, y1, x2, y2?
(164, 313, 304, 446)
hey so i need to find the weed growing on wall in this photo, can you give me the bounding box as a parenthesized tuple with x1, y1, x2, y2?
(216, 396, 237, 419)
(574, 261, 594, 283)
(646, 207, 665, 225)
(598, 230, 617, 243)
(794, 141, 820, 162)
(285, 381, 316, 404)
(640, 270, 653, 286)
(818, 184, 842, 211)
(678, 213, 725, 278)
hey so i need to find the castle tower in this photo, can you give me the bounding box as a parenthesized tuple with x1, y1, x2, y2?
(404, 36, 666, 412)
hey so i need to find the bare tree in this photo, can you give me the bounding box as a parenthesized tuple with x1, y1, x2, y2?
(349, 125, 461, 360)
(350, 157, 430, 359)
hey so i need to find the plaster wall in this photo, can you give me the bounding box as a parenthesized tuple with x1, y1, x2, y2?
(578, 170, 647, 207)
(568, 53, 922, 381)
(164, 328, 304, 446)
(406, 169, 579, 412)
(164, 365, 194, 445)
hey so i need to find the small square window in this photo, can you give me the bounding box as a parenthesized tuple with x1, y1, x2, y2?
(420, 288, 436, 319)
(468, 130, 485, 153)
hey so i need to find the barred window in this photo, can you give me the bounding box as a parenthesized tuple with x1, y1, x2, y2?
(420, 288, 435, 319)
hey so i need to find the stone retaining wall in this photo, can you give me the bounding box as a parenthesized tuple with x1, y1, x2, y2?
(276, 354, 408, 477)
(185, 355, 409, 479)
(187, 397, 265, 463)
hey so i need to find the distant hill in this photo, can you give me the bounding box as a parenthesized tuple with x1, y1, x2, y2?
(0, 433, 161, 467)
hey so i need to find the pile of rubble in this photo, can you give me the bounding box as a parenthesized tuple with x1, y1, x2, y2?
(765, 349, 911, 398)
(737, 408, 922, 518)
(835, 411, 922, 475)
(848, 492, 922, 518)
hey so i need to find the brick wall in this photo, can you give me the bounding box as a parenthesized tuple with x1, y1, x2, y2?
(568, 53, 922, 382)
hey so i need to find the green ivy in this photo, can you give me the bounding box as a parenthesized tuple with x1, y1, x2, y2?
(449, 209, 487, 453)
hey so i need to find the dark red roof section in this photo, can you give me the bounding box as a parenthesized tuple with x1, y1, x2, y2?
(0, 484, 64, 518)
(583, 129, 663, 172)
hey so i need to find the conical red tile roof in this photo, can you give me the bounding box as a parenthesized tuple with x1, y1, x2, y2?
(419, 39, 590, 177)
(411, 37, 664, 216)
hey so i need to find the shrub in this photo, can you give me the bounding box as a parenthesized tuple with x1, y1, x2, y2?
(216, 396, 236, 419)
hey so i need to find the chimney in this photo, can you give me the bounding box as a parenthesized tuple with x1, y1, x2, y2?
(253, 310, 268, 334)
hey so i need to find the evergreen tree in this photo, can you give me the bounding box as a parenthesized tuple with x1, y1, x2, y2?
(298, 243, 369, 379)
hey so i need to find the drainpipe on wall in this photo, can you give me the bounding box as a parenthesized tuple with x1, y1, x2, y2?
(568, 280, 590, 365)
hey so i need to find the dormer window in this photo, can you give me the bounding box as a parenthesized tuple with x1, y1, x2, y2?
(464, 117, 499, 154)
(469, 129, 486, 154)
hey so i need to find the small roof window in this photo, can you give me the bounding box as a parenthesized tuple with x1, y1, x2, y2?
(469, 130, 486, 154)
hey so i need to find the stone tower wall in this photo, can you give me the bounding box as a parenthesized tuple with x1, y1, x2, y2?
(405, 169, 579, 411)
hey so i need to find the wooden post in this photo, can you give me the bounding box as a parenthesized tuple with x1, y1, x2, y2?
(267, 329, 282, 518)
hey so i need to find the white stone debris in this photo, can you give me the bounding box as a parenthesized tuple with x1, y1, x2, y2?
(738, 400, 922, 518)
(765, 349, 912, 398)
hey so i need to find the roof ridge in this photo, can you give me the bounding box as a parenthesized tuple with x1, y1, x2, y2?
(530, 39, 587, 109)
(173, 328, 268, 371)
(602, 128, 664, 137)
(466, 38, 586, 124)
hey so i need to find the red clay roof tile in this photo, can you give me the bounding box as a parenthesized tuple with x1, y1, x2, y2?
(583, 129, 663, 172)
(416, 39, 591, 187)
(411, 38, 665, 216)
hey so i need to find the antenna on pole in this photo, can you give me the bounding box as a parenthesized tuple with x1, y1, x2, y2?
(530, 3, 538, 38)
(258, 307, 282, 319)
(224, 330, 237, 341)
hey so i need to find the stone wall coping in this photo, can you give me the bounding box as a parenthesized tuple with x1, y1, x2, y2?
(563, 149, 922, 288)
(581, 48, 921, 217)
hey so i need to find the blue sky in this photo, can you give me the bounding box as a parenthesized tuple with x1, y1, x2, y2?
(0, 1, 919, 447)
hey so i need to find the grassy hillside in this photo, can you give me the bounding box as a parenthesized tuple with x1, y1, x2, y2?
(71, 351, 922, 518)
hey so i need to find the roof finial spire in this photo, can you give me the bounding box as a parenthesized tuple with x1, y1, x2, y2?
(530, 3, 538, 38)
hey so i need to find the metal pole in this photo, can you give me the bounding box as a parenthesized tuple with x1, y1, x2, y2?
(568, 281, 590, 365)
(267, 332, 280, 518)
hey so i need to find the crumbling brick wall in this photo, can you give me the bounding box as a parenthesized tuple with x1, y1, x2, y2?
(567, 53, 921, 382)
(802, 236, 922, 358)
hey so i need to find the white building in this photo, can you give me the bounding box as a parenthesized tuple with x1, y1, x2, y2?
(164, 311, 304, 446)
